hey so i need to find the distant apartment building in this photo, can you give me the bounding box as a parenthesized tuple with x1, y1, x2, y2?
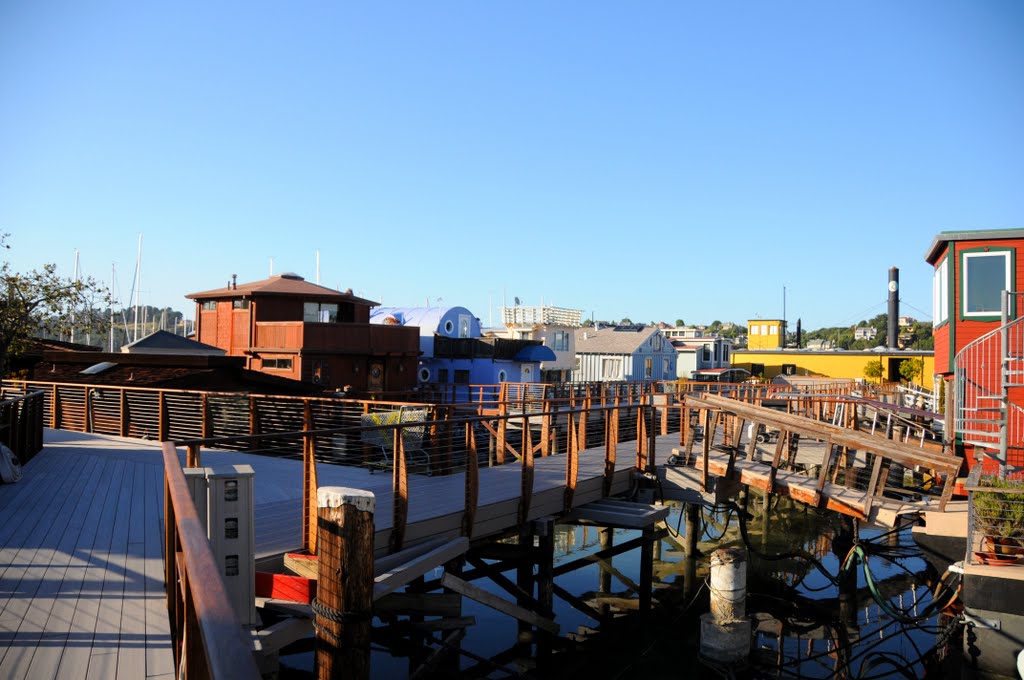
(501, 305, 583, 327)
(187, 273, 420, 392)
(854, 326, 877, 341)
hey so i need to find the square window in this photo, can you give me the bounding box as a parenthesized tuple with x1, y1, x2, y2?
(963, 251, 1010, 316)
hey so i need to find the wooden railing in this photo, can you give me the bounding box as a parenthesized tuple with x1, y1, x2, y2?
(0, 389, 45, 464)
(162, 442, 261, 679)
(175, 398, 667, 557)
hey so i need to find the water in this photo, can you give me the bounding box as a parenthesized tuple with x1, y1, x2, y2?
(280, 497, 961, 679)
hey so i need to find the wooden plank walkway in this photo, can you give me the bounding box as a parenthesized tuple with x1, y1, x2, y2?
(0, 430, 174, 680)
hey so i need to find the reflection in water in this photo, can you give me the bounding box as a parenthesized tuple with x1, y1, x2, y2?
(280, 494, 962, 678)
(541, 496, 962, 679)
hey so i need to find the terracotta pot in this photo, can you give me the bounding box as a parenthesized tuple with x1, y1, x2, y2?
(983, 535, 1024, 556)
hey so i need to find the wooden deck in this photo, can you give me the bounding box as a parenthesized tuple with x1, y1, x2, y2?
(0, 429, 174, 680)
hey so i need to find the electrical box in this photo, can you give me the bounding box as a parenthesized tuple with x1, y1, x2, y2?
(205, 464, 258, 627)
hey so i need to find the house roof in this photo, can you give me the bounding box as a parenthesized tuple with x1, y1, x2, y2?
(187, 273, 378, 305)
(121, 330, 224, 355)
(370, 306, 477, 336)
(925, 228, 1024, 264)
(574, 325, 662, 355)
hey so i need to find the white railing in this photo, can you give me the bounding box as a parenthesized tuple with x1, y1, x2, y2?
(953, 291, 1024, 475)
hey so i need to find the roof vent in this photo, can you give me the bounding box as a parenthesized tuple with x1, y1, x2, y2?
(278, 272, 304, 280)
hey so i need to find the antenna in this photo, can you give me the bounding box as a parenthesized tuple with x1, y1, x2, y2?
(316, 250, 321, 285)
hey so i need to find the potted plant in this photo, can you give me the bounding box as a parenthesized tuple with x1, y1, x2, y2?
(973, 475, 1024, 561)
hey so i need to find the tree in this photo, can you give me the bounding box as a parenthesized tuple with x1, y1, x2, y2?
(675, 319, 685, 327)
(1, 235, 109, 376)
(899, 358, 924, 385)
(863, 358, 884, 383)
(620, 317, 632, 325)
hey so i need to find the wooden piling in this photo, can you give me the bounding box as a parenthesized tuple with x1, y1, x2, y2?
(315, 487, 375, 680)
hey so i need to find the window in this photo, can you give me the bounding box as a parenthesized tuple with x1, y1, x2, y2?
(458, 315, 471, 338)
(437, 368, 449, 384)
(769, 325, 777, 335)
(962, 250, 1011, 317)
(751, 363, 765, 377)
(722, 346, 729, 361)
(454, 370, 470, 384)
(444, 320, 455, 335)
(497, 369, 508, 382)
(552, 331, 569, 352)
(232, 299, 249, 309)
(263, 358, 293, 370)
(418, 368, 431, 382)
(601, 358, 622, 380)
(644, 358, 653, 379)
(782, 363, 796, 376)
(702, 347, 711, 362)
(663, 358, 671, 375)
(304, 302, 338, 323)
(751, 325, 760, 335)
(933, 256, 949, 326)
(201, 301, 217, 311)
(574, 357, 581, 371)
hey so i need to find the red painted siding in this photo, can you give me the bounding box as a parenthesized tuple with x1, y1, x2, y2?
(950, 238, 1024, 357)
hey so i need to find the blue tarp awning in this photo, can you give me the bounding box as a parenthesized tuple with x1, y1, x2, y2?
(513, 345, 557, 362)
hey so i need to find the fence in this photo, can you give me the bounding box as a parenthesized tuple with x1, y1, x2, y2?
(0, 389, 45, 465)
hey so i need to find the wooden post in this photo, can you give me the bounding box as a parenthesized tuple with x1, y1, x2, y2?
(120, 389, 130, 437)
(639, 526, 654, 618)
(304, 401, 320, 554)
(564, 414, 579, 512)
(463, 422, 478, 538)
(315, 487, 375, 680)
(636, 404, 648, 471)
(535, 518, 555, 669)
(158, 391, 168, 441)
(496, 403, 507, 465)
(518, 416, 534, 526)
(186, 443, 200, 468)
(603, 407, 618, 497)
(391, 428, 408, 552)
(701, 409, 712, 491)
(201, 393, 211, 439)
(84, 385, 92, 433)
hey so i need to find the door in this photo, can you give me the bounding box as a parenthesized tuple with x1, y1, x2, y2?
(521, 364, 533, 383)
(368, 361, 385, 392)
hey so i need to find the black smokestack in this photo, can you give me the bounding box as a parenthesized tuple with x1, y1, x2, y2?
(887, 267, 899, 349)
(796, 318, 802, 349)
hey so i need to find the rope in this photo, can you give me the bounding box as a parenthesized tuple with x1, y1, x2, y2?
(313, 602, 374, 626)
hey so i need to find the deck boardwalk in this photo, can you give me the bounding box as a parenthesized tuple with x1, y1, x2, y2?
(0, 430, 174, 680)
(1, 426, 678, 677)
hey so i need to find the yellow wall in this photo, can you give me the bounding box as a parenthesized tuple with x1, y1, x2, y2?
(733, 350, 935, 390)
(747, 319, 784, 350)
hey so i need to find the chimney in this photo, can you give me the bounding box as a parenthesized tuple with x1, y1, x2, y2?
(887, 267, 899, 349)
(796, 318, 802, 349)
(232, 274, 238, 290)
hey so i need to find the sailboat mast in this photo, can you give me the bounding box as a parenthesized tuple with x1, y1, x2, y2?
(134, 234, 142, 342)
(71, 250, 79, 343)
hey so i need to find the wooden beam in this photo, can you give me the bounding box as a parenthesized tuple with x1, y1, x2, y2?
(374, 537, 469, 601)
(440, 574, 559, 635)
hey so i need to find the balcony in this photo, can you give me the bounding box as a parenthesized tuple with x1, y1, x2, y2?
(253, 322, 419, 355)
(434, 336, 541, 360)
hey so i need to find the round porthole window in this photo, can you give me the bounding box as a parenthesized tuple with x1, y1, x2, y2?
(444, 320, 454, 334)
(419, 368, 430, 382)
(497, 370, 507, 382)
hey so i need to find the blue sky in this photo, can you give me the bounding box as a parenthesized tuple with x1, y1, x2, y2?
(2, 2, 1022, 330)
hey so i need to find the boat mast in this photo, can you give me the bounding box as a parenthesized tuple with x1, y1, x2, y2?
(134, 233, 142, 343)
(71, 250, 79, 343)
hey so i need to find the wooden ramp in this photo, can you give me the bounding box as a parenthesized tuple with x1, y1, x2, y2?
(672, 394, 962, 527)
(0, 429, 174, 680)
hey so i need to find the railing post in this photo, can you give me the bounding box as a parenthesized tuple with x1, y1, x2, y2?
(564, 413, 579, 512)
(84, 385, 92, 433)
(518, 415, 534, 526)
(463, 422, 478, 537)
(390, 428, 408, 552)
(304, 401, 320, 554)
(158, 391, 168, 441)
(315, 487, 375, 680)
(120, 389, 130, 438)
(496, 402, 507, 465)
(603, 406, 618, 496)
